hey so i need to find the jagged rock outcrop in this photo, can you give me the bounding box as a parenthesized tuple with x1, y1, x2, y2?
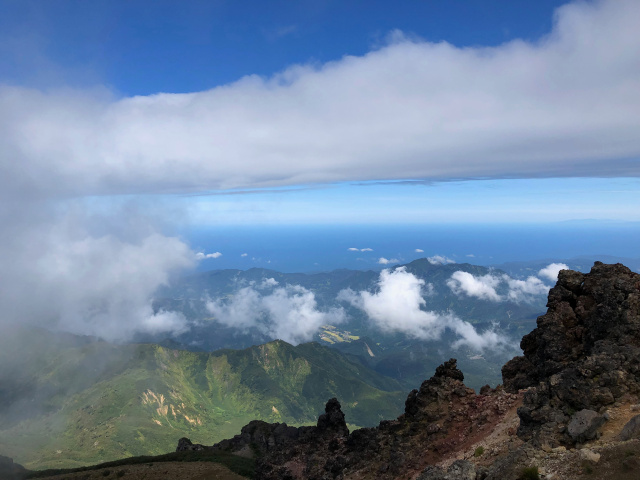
(177, 419, 304, 457)
(254, 359, 519, 479)
(0, 455, 27, 480)
(176, 437, 205, 451)
(502, 262, 640, 446)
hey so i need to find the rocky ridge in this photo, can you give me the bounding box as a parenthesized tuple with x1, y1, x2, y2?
(502, 261, 640, 447)
(174, 262, 640, 479)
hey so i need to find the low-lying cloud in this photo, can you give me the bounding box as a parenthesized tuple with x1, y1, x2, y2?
(538, 263, 569, 282)
(427, 255, 455, 265)
(447, 272, 502, 302)
(0, 207, 196, 341)
(378, 257, 400, 265)
(338, 267, 511, 351)
(206, 280, 345, 345)
(447, 263, 563, 303)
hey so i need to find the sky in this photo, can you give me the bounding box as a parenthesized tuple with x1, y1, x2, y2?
(0, 0, 639, 340)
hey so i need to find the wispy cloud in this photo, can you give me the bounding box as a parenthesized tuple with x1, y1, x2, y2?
(415, 248, 424, 253)
(348, 247, 373, 252)
(196, 251, 222, 259)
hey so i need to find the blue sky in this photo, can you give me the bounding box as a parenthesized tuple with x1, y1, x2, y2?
(3, 0, 567, 95)
(0, 0, 639, 339)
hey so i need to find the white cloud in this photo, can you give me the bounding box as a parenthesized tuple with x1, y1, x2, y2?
(241, 253, 248, 257)
(447, 270, 552, 303)
(0, 211, 195, 341)
(196, 251, 222, 259)
(348, 247, 360, 251)
(0, 0, 638, 201)
(348, 247, 373, 252)
(260, 277, 279, 288)
(466, 254, 475, 258)
(338, 267, 511, 350)
(538, 262, 570, 282)
(360, 247, 373, 252)
(378, 257, 399, 265)
(447, 271, 502, 302)
(206, 283, 345, 345)
(415, 248, 424, 253)
(427, 255, 455, 265)
(504, 275, 550, 302)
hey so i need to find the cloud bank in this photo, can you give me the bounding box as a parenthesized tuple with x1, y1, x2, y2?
(1, 0, 636, 343)
(338, 267, 511, 350)
(206, 280, 345, 345)
(0, 0, 639, 200)
(0, 208, 195, 341)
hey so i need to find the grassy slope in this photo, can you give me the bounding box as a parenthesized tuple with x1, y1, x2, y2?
(0, 334, 404, 470)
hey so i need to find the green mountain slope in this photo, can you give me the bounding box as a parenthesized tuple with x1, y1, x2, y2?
(0, 330, 404, 470)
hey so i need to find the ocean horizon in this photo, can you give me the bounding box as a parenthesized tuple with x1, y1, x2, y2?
(182, 222, 640, 273)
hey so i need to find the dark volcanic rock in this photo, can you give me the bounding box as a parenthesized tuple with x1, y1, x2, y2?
(502, 262, 640, 446)
(619, 414, 640, 441)
(567, 409, 606, 443)
(253, 359, 519, 479)
(177, 420, 303, 457)
(176, 437, 205, 451)
(417, 459, 476, 480)
(317, 397, 349, 437)
(0, 455, 27, 480)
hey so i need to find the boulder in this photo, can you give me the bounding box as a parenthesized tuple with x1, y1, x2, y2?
(567, 409, 606, 443)
(619, 414, 640, 441)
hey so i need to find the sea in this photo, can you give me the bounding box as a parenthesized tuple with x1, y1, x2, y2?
(181, 222, 640, 273)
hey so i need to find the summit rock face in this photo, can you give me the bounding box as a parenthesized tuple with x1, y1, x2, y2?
(502, 262, 640, 445)
(254, 359, 520, 479)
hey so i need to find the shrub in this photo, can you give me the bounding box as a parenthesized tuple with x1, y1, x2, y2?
(519, 466, 540, 480)
(474, 446, 485, 457)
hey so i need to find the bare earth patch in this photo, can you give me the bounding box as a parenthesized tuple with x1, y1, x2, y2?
(31, 461, 247, 480)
